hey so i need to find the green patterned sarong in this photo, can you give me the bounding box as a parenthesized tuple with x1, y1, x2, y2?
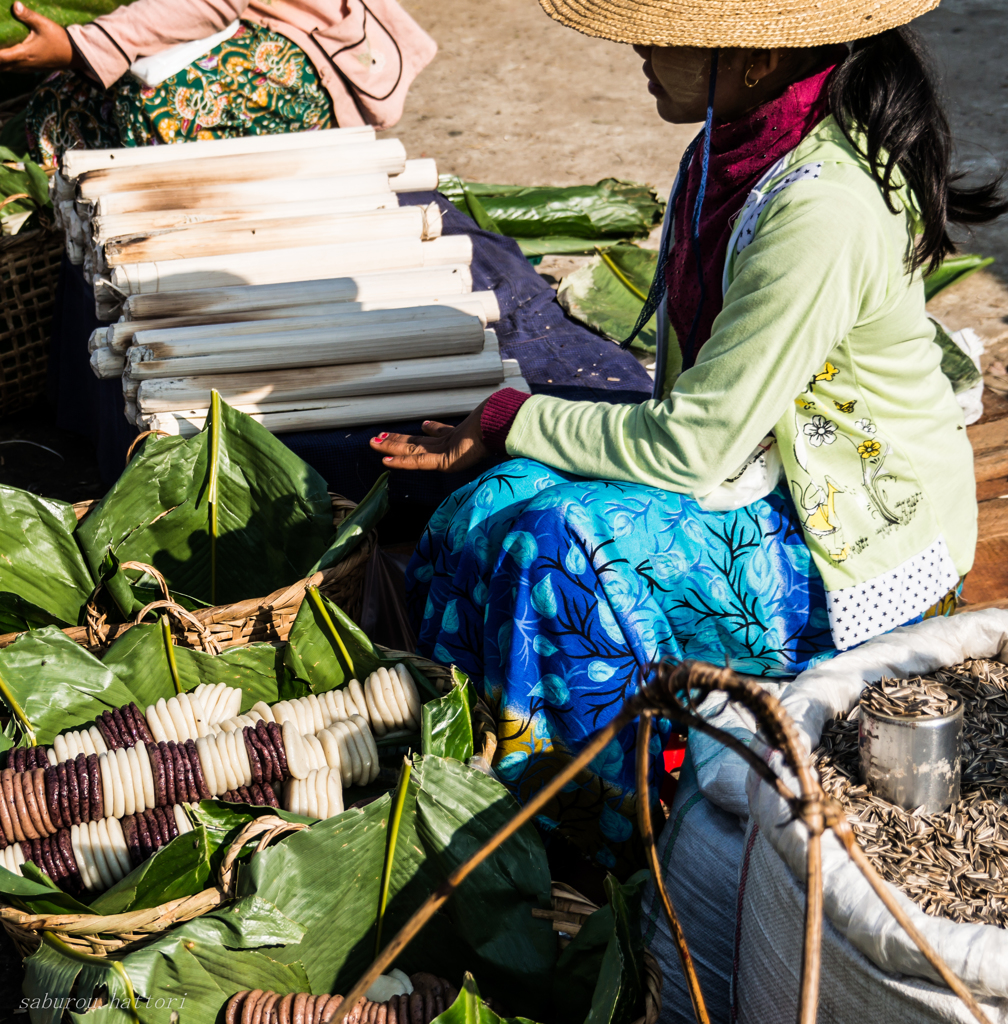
(26, 20, 333, 166)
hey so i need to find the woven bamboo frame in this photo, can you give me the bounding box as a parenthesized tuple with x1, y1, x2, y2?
(0, 494, 374, 652)
(0, 228, 64, 417)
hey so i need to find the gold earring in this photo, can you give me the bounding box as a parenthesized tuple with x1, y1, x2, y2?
(744, 65, 759, 88)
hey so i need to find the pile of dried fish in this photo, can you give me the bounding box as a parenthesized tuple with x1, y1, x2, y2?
(814, 658, 1008, 926)
(860, 678, 960, 718)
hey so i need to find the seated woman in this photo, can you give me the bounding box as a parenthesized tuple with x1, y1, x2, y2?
(370, 0, 1005, 873)
(0, 0, 435, 165)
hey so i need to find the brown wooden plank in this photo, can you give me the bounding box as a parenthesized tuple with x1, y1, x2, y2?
(968, 414, 1008, 481)
(977, 477, 1008, 502)
(962, 496, 1008, 604)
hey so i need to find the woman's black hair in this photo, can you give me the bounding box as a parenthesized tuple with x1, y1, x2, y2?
(828, 25, 1007, 273)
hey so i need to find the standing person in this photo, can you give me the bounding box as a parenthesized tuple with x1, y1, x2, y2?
(0, 0, 436, 165)
(370, 0, 1006, 880)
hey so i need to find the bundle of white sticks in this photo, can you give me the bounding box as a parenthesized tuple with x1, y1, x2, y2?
(57, 126, 529, 437)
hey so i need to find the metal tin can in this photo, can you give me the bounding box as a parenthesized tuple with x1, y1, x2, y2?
(858, 693, 963, 813)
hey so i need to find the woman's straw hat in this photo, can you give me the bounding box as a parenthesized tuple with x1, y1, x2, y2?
(538, 0, 940, 47)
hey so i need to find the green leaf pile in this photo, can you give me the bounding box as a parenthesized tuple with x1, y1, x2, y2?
(0, 397, 385, 632)
(439, 177, 664, 257)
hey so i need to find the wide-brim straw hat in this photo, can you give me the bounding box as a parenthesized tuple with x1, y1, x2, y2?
(538, 0, 940, 47)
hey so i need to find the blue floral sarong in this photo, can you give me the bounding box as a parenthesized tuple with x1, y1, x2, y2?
(406, 458, 836, 872)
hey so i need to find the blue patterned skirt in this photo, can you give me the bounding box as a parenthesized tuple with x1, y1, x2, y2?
(406, 458, 836, 871)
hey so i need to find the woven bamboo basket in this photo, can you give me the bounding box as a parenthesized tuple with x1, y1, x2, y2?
(0, 492, 375, 653)
(0, 227, 64, 417)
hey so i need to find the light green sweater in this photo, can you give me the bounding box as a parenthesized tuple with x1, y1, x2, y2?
(507, 117, 976, 605)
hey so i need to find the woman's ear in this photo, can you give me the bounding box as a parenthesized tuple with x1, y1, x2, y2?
(743, 49, 783, 88)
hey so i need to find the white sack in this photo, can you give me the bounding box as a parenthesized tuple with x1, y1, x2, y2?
(746, 609, 1008, 998)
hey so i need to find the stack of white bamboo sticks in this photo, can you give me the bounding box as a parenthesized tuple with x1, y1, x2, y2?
(54, 126, 528, 437)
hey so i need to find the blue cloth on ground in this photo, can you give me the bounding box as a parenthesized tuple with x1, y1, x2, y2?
(405, 457, 836, 871)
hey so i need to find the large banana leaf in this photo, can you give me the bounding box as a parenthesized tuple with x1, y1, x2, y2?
(923, 252, 994, 302)
(0, 485, 94, 633)
(422, 673, 474, 761)
(283, 590, 440, 702)
(310, 472, 390, 574)
(0, 627, 136, 749)
(439, 177, 664, 243)
(101, 621, 287, 712)
(75, 397, 336, 615)
(556, 243, 662, 354)
(0, 1, 131, 47)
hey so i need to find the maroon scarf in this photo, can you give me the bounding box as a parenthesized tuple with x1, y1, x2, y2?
(665, 63, 838, 371)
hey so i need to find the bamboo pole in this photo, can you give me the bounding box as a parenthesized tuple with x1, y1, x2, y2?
(124, 322, 493, 384)
(136, 376, 530, 437)
(135, 346, 505, 413)
(76, 139, 407, 199)
(129, 304, 491, 356)
(388, 158, 439, 193)
(102, 206, 438, 266)
(61, 126, 375, 180)
(93, 172, 392, 216)
(110, 236, 472, 294)
(122, 266, 473, 320)
(105, 292, 500, 353)
(92, 192, 400, 241)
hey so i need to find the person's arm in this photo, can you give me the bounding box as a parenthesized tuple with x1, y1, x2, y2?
(0, 3, 76, 72)
(504, 180, 891, 496)
(65, 0, 249, 89)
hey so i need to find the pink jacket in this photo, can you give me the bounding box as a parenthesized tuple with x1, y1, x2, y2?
(66, 0, 436, 129)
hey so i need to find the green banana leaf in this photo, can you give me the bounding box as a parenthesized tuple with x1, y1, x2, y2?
(0, 627, 137, 749)
(930, 318, 983, 395)
(283, 589, 440, 703)
(0, 1, 131, 48)
(0, 485, 95, 633)
(101, 621, 288, 713)
(436, 974, 538, 1024)
(556, 243, 661, 354)
(75, 397, 336, 615)
(421, 674, 474, 761)
(439, 177, 664, 243)
(310, 472, 390, 575)
(88, 826, 215, 917)
(923, 253, 994, 302)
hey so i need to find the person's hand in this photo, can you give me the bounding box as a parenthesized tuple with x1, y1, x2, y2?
(369, 402, 490, 472)
(0, 2, 74, 72)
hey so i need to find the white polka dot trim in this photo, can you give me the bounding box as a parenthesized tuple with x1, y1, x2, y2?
(734, 161, 824, 255)
(827, 535, 959, 652)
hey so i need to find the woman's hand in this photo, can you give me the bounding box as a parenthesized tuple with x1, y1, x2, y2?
(0, 2, 74, 72)
(369, 401, 490, 472)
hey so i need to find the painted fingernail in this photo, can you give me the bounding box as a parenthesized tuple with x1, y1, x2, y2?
(422, 420, 431, 426)
(383, 457, 393, 463)
(375, 432, 389, 442)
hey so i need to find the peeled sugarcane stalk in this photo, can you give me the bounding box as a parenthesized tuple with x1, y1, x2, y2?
(387, 158, 439, 193)
(61, 125, 375, 180)
(94, 292, 500, 356)
(110, 235, 473, 294)
(101, 204, 443, 267)
(125, 311, 487, 382)
(93, 171, 392, 217)
(122, 265, 474, 320)
(225, 972, 459, 1024)
(130, 304, 488, 358)
(137, 374, 531, 437)
(135, 345, 505, 413)
(90, 346, 125, 380)
(92, 192, 400, 242)
(76, 139, 408, 200)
